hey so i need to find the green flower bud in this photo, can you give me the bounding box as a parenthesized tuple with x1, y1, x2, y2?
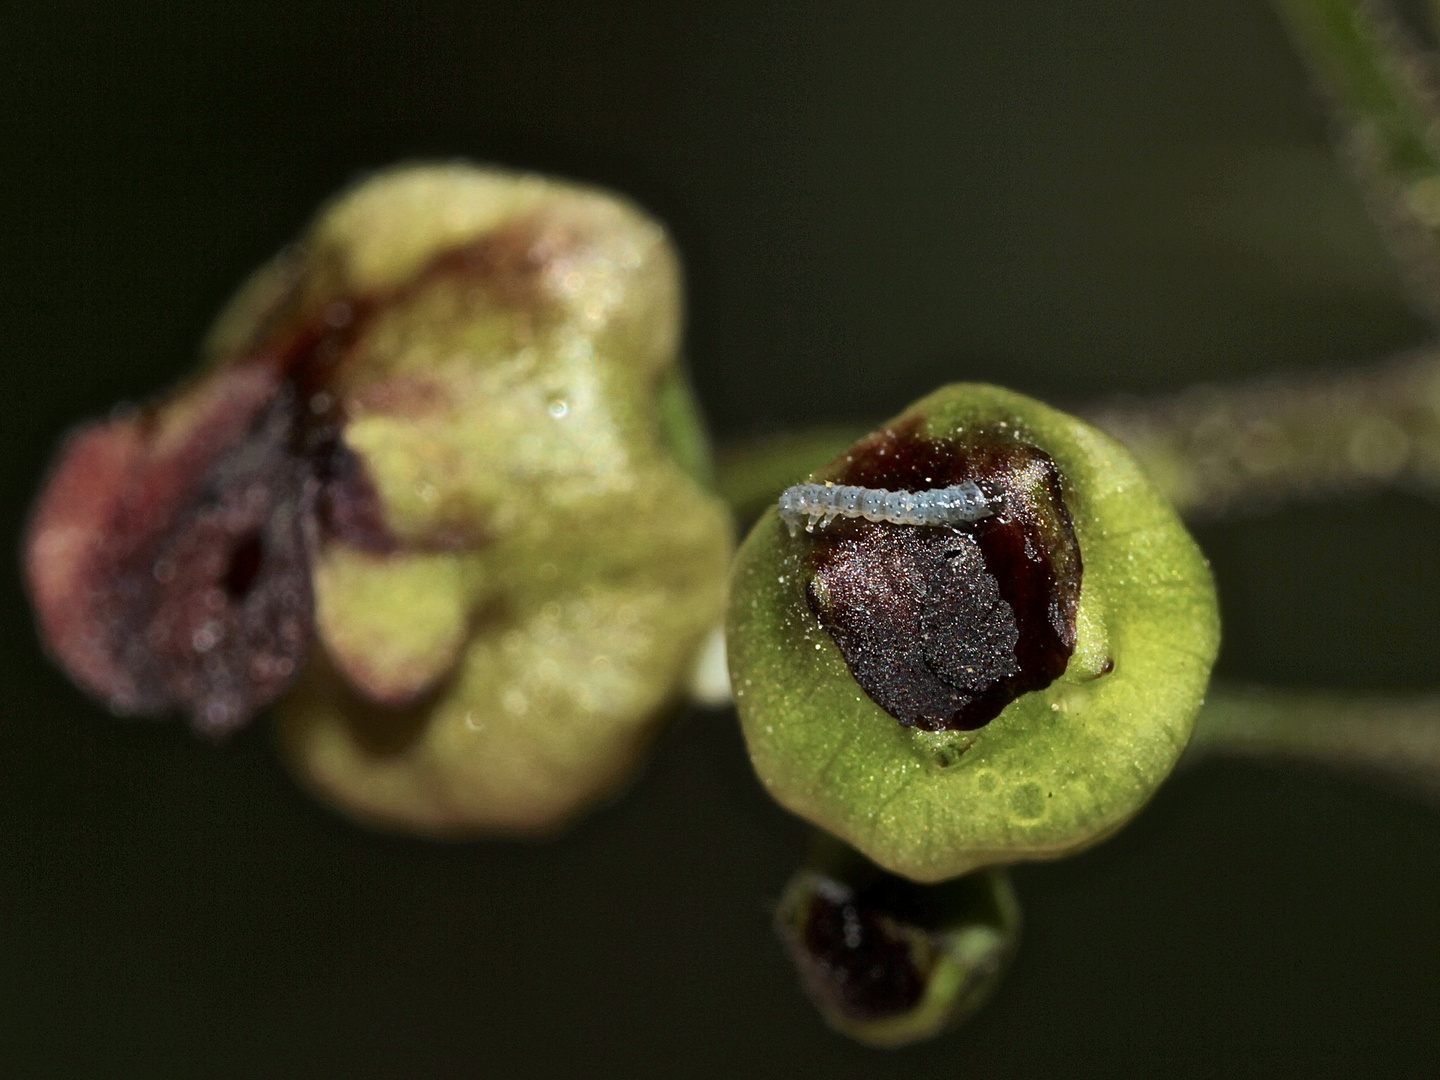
(728, 384, 1218, 882)
(776, 833, 1020, 1048)
(26, 163, 732, 834)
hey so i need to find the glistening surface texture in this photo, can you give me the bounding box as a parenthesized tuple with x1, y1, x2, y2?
(257, 166, 733, 835)
(730, 387, 1219, 882)
(8, 0, 1440, 1074)
(800, 427, 1082, 733)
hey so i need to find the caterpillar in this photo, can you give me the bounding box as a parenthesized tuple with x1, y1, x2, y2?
(777, 480, 999, 536)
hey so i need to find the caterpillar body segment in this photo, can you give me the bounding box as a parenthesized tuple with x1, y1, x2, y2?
(777, 481, 998, 536)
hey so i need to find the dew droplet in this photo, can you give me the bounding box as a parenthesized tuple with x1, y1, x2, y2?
(192, 621, 223, 653)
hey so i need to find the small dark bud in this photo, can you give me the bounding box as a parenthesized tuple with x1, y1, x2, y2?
(776, 835, 1020, 1047)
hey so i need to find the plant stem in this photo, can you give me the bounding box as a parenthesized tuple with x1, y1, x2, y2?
(1270, 0, 1440, 321)
(1079, 347, 1440, 518)
(717, 347, 1440, 523)
(716, 424, 868, 525)
(1188, 683, 1440, 800)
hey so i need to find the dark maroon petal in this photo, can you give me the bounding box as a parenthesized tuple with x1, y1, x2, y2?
(25, 367, 312, 735)
(313, 437, 399, 554)
(123, 390, 315, 735)
(25, 216, 577, 732)
(804, 421, 1081, 731)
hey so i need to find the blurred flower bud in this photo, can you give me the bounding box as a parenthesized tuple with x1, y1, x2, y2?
(26, 163, 733, 834)
(776, 833, 1020, 1048)
(728, 384, 1218, 882)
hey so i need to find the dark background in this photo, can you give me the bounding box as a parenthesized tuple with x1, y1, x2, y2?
(4, 1, 1440, 1076)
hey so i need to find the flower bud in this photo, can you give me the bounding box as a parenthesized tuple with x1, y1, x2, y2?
(26, 163, 732, 834)
(728, 384, 1218, 882)
(776, 834, 1019, 1048)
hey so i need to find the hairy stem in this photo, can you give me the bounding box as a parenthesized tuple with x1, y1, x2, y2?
(1271, 0, 1440, 320)
(1079, 346, 1440, 518)
(718, 347, 1440, 522)
(1188, 684, 1440, 801)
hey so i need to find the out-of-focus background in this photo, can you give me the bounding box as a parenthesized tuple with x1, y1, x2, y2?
(4, 1, 1440, 1075)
